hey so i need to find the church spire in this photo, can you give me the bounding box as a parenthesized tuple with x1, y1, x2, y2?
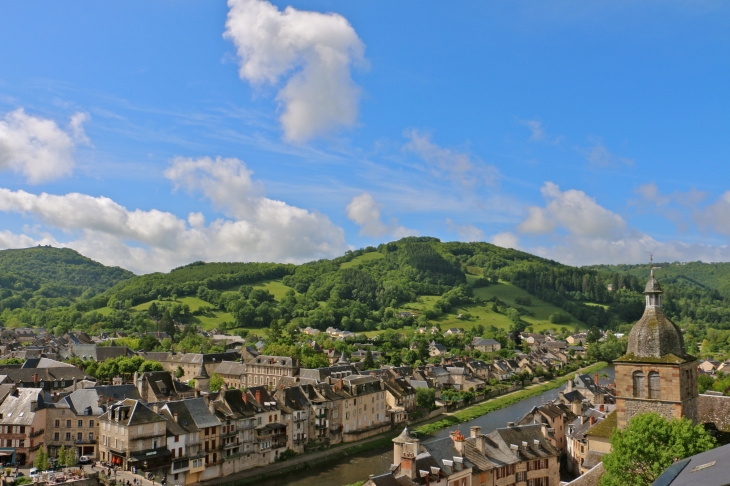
(644, 255, 663, 308)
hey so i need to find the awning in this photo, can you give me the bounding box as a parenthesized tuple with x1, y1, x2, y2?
(0, 452, 12, 456)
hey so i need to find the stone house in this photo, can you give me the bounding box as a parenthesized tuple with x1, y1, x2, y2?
(243, 355, 299, 389)
(98, 399, 170, 475)
(472, 338, 501, 353)
(461, 423, 560, 486)
(0, 388, 47, 466)
(214, 361, 246, 389)
(157, 401, 207, 486)
(45, 388, 104, 460)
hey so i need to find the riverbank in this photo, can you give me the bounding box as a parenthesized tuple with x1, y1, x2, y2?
(414, 361, 609, 435)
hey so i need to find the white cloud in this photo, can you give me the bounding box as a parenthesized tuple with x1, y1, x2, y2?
(224, 0, 366, 142)
(0, 156, 348, 273)
(695, 191, 730, 236)
(528, 231, 730, 266)
(446, 219, 484, 242)
(518, 182, 626, 238)
(346, 192, 416, 238)
(492, 231, 520, 250)
(403, 129, 499, 187)
(0, 109, 87, 183)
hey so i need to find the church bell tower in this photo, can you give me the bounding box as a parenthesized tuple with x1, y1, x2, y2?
(613, 264, 698, 429)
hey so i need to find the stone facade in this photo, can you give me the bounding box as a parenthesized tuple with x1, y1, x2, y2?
(614, 361, 698, 429)
(697, 394, 730, 432)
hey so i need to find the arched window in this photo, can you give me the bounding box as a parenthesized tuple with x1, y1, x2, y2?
(649, 371, 661, 399)
(633, 371, 645, 398)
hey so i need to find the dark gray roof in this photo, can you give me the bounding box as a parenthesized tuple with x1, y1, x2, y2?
(652, 442, 730, 486)
(65, 389, 106, 416)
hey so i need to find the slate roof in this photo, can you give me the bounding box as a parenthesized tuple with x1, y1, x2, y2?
(652, 442, 730, 486)
(65, 388, 106, 416)
(0, 388, 44, 425)
(215, 360, 246, 376)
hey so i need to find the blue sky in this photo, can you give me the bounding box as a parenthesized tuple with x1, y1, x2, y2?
(0, 1, 729, 273)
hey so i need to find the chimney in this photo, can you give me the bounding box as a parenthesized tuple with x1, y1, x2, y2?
(507, 422, 515, 427)
(450, 429, 465, 455)
(471, 426, 485, 454)
(73, 377, 78, 391)
(209, 399, 215, 415)
(541, 424, 548, 438)
(589, 416, 596, 426)
(470, 426, 481, 438)
(599, 404, 605, 412)
(571, 400, 581, 416)
(580, 415, 585, 425)
(173, 412, 178, 423)
(34, 373, 39, 385)
(243, 392, 248, 404)
(594, 373, 599, 385)
(255, 389, 261, 404)
(194, 388, 200, 398)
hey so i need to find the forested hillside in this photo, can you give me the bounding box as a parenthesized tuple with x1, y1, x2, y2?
(0, 246, 133, 312)
(4, 239, 730, 361)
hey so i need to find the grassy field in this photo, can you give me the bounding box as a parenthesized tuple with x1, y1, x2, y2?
(340, 252, 384, 269)
(250, 279, 296, 301)
(396, 277, 585, 334)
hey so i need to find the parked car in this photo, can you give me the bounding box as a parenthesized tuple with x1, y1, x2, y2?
(29, 469, 39, 478)
(78, 456, 91, 465)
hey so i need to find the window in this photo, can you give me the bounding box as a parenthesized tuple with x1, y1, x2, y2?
(66, 420, 72, 427)
(649, 371, 661, 399)
(89, 433, 94, 441)
(633, 371, 645, 398)
(77, 433, 82, 441)
(78, 420, 83, 427)
(66, 433, 71, 441)
(89, 420, 94, 427)
(54, 433, 59, 441)
(54, 420, 60, 427)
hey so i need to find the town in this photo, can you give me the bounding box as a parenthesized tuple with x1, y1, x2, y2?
(0, 273, 727, 486)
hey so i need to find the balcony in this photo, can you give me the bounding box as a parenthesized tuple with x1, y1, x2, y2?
(314, 424, 328, 430)
(75, 438, 97, 444)
(224, 440, 241, 449)
(31, 429, 45, 438)
(220, 430, 238, 438)
(314, 412, 327, 419)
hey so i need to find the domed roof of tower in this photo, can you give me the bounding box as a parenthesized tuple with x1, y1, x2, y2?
(619, 273, 693, 364)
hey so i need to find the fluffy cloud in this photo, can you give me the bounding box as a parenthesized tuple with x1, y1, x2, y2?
(0, 157, 348, 273)
(446, 218, 484, 242)
(0, 109, 88, 183)
(224, 0, 366, 142)
(346, 192, 416, 238)
(403, 130, 499, 187)
(492, 231, 520, 250)
(518, 182, 626, 238)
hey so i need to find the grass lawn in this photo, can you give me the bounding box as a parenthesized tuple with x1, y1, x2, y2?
(340, 252, 384, 269)
(251, 279, 296, 301)
(394, 277, 585, 334)
(585, 302, 609, 310)
(129, 296, 236, 331)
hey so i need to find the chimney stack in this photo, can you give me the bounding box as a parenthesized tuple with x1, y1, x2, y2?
(594, 373, 599, 385)
(470, 426, 481, 438)
(173, 412, 178, 423)
(255, 389, 261, 404)
(209, 399, 215, 415)
(590, 416, 596, 426)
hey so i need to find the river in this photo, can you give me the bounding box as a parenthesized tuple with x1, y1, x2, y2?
(257, 365, 615, 486)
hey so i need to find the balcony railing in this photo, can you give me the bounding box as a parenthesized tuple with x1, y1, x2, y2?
(31, 429, 45, 438)
(314, 412, 327, 419)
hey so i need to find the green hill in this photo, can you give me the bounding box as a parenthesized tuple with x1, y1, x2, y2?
(0, 246, 133, 312)
(6, 238, 730, 355)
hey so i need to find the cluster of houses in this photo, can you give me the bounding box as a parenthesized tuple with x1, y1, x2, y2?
(364, 371, 614, 486)
(0, 323, 584, 486)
